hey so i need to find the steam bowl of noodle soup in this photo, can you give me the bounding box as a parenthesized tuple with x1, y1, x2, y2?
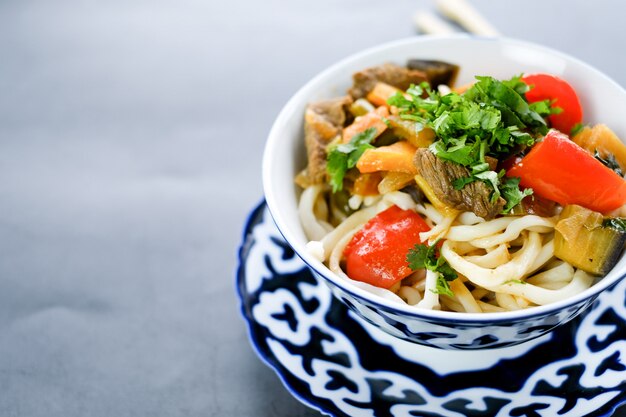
(262, 36, 626, 350)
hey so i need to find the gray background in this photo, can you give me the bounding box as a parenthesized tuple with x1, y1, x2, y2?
(0, 0, 625, 416)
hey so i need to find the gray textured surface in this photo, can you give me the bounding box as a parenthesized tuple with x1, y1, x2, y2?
(0, 0, 625, 416)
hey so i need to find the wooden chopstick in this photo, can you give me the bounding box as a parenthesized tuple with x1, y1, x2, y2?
(436, 0, 500, 36)
(413, 11, 458, 35)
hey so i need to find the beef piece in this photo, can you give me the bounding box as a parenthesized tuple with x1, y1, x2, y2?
(406, 59, 459, 88)
(414, 148, 505, 220)
(348, 63, 427, 100)
(303, 96, 353, 184)
(485, 155, 498, 171)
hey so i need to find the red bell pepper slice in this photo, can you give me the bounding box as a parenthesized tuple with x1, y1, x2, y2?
(506, 130, 626, 213)
(343, 205, 430, 289)
(522, 73, 583, 135)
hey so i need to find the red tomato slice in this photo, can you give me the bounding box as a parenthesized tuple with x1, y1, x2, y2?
(506, 130, 626, 213)
(343, 205, 430, 289)
(522, 73, 583, 135)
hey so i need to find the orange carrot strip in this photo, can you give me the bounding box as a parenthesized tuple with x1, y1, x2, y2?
(366, 82, 402, 107)
(342, 106, 389, 143)
(356, 141, 418, 174)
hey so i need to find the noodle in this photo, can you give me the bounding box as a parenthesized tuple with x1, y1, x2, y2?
(416, 269, 441, 310)
(478, 301, 506, 313)
(526, 262, 574, 285)
(420, 212, 457, 244)
(463, 244, 510, 268)
(398, 285, 422, 306)
(441, 231, 544, 289)
(299, 185, 333, 241)
(495, 293, 523, 311)
(449, 279, 482, 313)
(445, 217, 516, 242)
(468, 216, 556, 249)
(495, 269, 593, 305)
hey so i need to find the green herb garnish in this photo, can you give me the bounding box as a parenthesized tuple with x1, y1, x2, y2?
(407, 241, 457, 296)
(388, 75, 551, 213)
(500, 176, 534, 213)
(570, 122, 584, 137)
(326, 127, 377, 192)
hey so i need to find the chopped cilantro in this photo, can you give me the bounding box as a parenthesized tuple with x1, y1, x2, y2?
(570, 122, 584, 137)
(388, 74, 550, 212)
(326, 128, 377, 192)
(463, 76, 548, 139)
(452, 176, 476, 190)
(500, 176, 533, 213)
(435, 275, 454, 297)
(529, 100, 562, 117)
(501, 74, 530, 96)
(406, 241, 457, 296)
(429, 138, 480, 166)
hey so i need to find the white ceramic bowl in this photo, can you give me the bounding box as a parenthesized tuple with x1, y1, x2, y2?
(262, 35, 626, 350)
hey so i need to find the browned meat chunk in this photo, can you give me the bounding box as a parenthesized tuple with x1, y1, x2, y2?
(303, 96, 353, 184)
(348, 63, 427, 100)
(414, 148, 505, 219)
(406, 59, 459, 88)
(485, 155, 498, 171)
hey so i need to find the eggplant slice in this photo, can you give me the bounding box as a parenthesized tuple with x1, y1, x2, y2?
(407, 59, 460, 88)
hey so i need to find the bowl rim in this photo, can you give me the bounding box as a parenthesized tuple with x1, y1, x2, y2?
(262, 34, 626, 324)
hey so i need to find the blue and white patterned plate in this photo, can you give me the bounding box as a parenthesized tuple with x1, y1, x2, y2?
(236, 201, 626, 417)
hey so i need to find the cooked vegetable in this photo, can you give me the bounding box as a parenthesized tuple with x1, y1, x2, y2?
(349, 98, 375, 117)
(327, 128, 378, 193)
(406, 59, 459, 88)
(506, 130, 626, 213)
(414, 174, 459, 217)
(572, 124, 626, 172)
(506, 193, 558, 217)
(343, 205, 431, 288)
(554, 205, 626, 275)
(342, 106, 389, 143)
(387, 115, 436, 148)
(352, 172, 382, 196)
(366, 82, 402, 107)
(356, 141, 418, 174)
(377, 171, 415, 194)
(328, 189, 354, 222)
(595, 150, 624, 177)
(522, 73, 583, 135)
